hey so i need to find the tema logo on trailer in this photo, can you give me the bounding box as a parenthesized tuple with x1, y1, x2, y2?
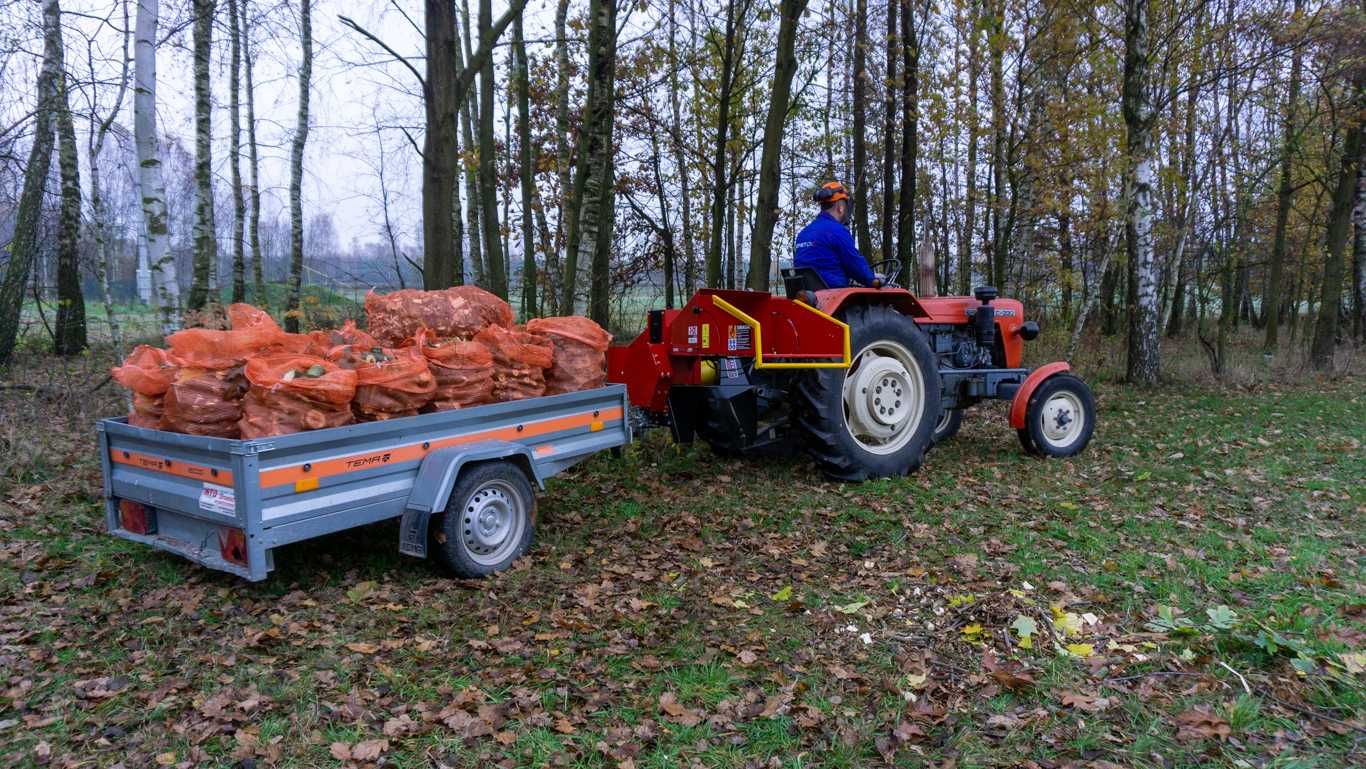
(345, 452, 393, 470)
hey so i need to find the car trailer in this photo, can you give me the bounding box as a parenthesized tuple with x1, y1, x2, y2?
(98, 386, 630, 580)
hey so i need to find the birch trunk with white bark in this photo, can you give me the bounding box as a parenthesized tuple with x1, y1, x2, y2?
(134, 0, 180, 332)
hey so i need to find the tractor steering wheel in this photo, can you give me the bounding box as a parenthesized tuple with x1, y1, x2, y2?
(866, 259, 903, 289)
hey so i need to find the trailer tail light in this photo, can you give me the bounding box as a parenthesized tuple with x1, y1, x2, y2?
(117, 499, 154, 535)
(219, 528, 248, 566)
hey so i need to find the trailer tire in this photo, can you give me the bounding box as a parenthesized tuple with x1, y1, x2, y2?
(433, 461, 536, 578)
(795, 304, 941, 481)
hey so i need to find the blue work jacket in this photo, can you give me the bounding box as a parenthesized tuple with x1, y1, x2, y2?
(792, 211, 876, 288)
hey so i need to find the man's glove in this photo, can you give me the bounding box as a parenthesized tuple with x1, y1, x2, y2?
(871, 273, 886, 289)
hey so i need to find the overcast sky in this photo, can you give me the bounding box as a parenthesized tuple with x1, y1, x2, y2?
(4, 0, 599, 248)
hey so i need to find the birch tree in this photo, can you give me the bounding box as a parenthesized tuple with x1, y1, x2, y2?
(134, 0, 179, 330)
(0, 0, 61, 364)
(89, 0, 133, 351)
(514, 15, 537, 318)
(1123, 0, 1160, 385)
(53, 0, 85, 355)
(228, 0, 246, 302)
(243, 0, 263, 302)
(187, 0, 217, 309)
(284, 0, 311, 332)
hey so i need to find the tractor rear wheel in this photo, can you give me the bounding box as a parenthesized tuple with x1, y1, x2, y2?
(930, 407, 963, 446)
(795, 305, 941, 480)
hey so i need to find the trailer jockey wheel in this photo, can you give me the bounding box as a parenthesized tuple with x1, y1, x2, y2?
(434, 462, 536, 578)
(796, 305, 941, 480)
(1018, 375, 1096, 458)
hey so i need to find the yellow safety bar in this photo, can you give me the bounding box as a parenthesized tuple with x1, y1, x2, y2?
(710, 295, 852, 370)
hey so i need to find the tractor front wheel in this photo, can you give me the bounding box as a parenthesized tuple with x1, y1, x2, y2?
(796, 305, 941, 480)
(1018, 374, 1095, 458)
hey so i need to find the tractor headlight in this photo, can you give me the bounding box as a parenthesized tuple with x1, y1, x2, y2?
(1019, 321, 1040, 341)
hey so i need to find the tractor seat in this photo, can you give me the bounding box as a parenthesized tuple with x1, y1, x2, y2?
(781, 267, 828, 299)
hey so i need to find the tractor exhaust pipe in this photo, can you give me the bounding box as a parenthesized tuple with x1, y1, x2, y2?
(973, 285, 998, 352)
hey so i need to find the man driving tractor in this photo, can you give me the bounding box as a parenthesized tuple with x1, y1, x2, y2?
(794, 181, 883, 289)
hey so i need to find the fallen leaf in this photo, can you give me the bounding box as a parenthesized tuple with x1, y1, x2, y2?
(961, 623, 984, 642)
(1064, 643, 1094, 658)
(346, 581, 376, 603)
(1060, 690, 1109, 712)
(834, 599, 869, 615)
(1175, 708, 1231, 742)
(352, 738, 389, 760)
(658, 692, 701, 727)
(736, 649, 759, 665)
(329, 743, 352, 761)
(771, 585, 793, 602)
(1010, 615, 1037, 650)
(345, 642, 379, 654)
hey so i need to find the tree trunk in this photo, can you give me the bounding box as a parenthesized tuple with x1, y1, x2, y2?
(668, 0, 697, 299)
(188, 0, 217, 310)
(515, 16, 537, 320)
(896, 0, 920, 285)
(747, 0, 808, 289)
(850, 0, 872, 256)
(90, 0, 132, 353)
(881, 0, 897, 259)
(0, 0, 61, 364)
(1123, 0, 1159, 385)
(423, 0, 459, 289)
(561, 0, 618, 314)
(959, 0, 979, 295)
(133, 0, 180, 331)
(453, 15, 484, 287)
(53, 2, 86, 356)
(1354, 136, 1366, 341)
(477, 0, 508, 298)
(548, 0, 572, 311)
(585, 0, 620, 326)
(228, 0, 246, 303)
(285, 0, 311, 332)
(1311, 106, 1364, 368)
(1264, 0, 1303, 353)
(988, 0, 1006, 289)
(706, 0, 745, 287)
(1166, 78, 1199, 338)
(244, 7, 264, 303)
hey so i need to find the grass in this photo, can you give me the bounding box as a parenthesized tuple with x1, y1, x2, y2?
(0, 339, 1361, 768)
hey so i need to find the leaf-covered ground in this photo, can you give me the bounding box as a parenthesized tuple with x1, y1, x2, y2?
(0, 352, 1362, 768)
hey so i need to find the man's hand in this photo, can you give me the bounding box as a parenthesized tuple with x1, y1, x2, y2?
(871, 273, 886, 289)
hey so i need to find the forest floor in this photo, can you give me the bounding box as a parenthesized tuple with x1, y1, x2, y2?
(0, 343, 1362, 769)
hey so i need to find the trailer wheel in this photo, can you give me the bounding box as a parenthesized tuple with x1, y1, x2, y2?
(795, 304, 941, 480)
(930, 407, 963, 446)
(1020, 374, 1095, 458)
(433, 462, 536, 578)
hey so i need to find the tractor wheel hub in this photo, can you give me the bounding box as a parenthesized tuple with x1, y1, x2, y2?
(841, 342, 925, 456)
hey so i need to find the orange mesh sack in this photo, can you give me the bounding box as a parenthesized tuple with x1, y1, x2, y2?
(474, 324, 554, 402)
(166, 321, 282, 369)
(329, 344, 436, 420)
(161, 366, 249, 437)
(409, 328, 495, 410)
(364, 286, 514, 344)
(239, 354, 358, 438)
(525, 316, 613, 394)
(111, 345, 177, 428)
(308, 320, 378, 357)
(227, 303, 323, 355)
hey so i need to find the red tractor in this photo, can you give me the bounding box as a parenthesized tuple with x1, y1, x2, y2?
(607, 260, 1095, 480)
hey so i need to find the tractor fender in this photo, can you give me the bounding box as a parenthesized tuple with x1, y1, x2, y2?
(815, 287, 930, 320)
(1008, 362, 1072, 429)
(398, 441, 543, 559)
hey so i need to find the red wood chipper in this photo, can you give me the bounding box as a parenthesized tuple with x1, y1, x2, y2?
(607, 261, 1096, 480)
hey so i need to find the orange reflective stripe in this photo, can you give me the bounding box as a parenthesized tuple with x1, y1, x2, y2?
(111, 450, 235, 485)
(258, 406, 622, 489)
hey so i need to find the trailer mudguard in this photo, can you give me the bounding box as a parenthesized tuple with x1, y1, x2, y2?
(398, 441, 544, 558)
(1008, 362, 1071, 429)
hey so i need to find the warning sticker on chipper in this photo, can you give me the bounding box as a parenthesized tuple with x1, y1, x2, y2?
(199, 483, 236, 514)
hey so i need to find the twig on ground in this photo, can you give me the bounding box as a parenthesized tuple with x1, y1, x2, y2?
(1218, 660, 1252, 695)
